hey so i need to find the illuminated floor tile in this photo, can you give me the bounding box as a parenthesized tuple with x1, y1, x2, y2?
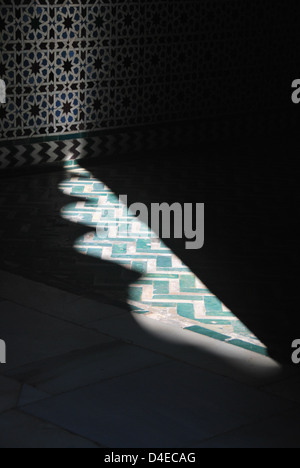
(58, 162, 267, 356)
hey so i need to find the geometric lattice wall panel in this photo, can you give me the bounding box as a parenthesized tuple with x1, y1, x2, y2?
(0, 1, 296, 142)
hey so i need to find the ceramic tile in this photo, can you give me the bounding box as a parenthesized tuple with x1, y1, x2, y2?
(7, 342, 169, 395)
(86, 313, 284, 387)
(18, 385, 49, 407)
(0, 410, 99, 448)
(196, 407, 300, 448)
(0, 1, 210, 141)
(0, 300, 116, 371)
(263, 375, 300, 404)
(56, 163, 267, 355)
(23, 361, 293, 448)
(58, 297, 127, 325)
(0, 270, 80, 316)
(0, 376, 21, 413)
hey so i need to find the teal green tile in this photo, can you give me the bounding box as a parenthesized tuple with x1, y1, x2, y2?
(154, 281, 169, 294)
(147, 274, 179, 279)
(233, 321, 255, 337)
(72, 186, 85, 193)
(137, 239, 151, 251)
(128, 287, 143, 301)
(87, 248, 103, 258)
(131, 305, 148, 314)
(112, 244, 127, 256)
(180, 288, 209, 293)
(154, 295, 204, 301)
(132, 261, 147, 274)
(228, 339, 268, 356)
(185, 325, 231, 342)
(177, 303, 195, 320)
(204, 296, 223, 314)
(204, 296, 235, 317)
(180, 275, 195, 290)
(119, 223, 130, 233)
(80, 213, 93, 222)
(106, 194, 119, 203)
(135, 280, 153, 285)
(157, 256, 172, 268)
(116, 255, 156, 259)
(94, 183, 105, 190)
(85, 199, 99, 207)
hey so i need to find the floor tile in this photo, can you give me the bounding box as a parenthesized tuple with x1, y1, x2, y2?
(0, 270, 80, 316)
(45, 297, 127, 326)
(23, 361, 293, 448)
(196, 407, 300, 448)
(0, 270, 126, 325)
(7, 342, 169, 395)
(57, 163, 266, 355)
(86, 312, 285, 386)
(0, 376, 21, 413)
(263, 375, 300, 404)
(0, 410, 99, 448)
(0, 162, 269, 356)
(18, 385, 49, 407)
(0, 301, 116, 371)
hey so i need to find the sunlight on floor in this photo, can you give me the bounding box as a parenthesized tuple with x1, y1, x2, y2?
(59, 161, 267, 356)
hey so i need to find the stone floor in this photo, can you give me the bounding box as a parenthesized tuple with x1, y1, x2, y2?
(0, 269, 300, 448)
(0, 148, 299, 447)
(0, 158, 269, 355)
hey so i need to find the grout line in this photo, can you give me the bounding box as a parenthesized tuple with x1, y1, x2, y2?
(17, 360, 172, 409)
(192, 404, 300, 448)
(0, 407, 105, 448)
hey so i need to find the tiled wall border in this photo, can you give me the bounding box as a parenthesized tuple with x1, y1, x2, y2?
(0, 111, 295, 171)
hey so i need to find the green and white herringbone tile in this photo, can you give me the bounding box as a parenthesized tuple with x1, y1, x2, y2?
(59, 161, 267, 356)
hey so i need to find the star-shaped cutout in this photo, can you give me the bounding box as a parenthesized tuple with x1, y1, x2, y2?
(31, 60, 42, 75)
(95, 15, 104, 29)
(62, 101, 72, 115)
(30, 104, 41, 117)
(62, 58, 73, 73)
(31, 16, 41, 31)
(63, 15, 73, 30)
(93, 98, 102, 111)
(94, 57, 104, 70)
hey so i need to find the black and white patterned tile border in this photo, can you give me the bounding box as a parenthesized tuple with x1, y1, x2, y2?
(0, 120, 200, 170)
(0, 110, 294, 171)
